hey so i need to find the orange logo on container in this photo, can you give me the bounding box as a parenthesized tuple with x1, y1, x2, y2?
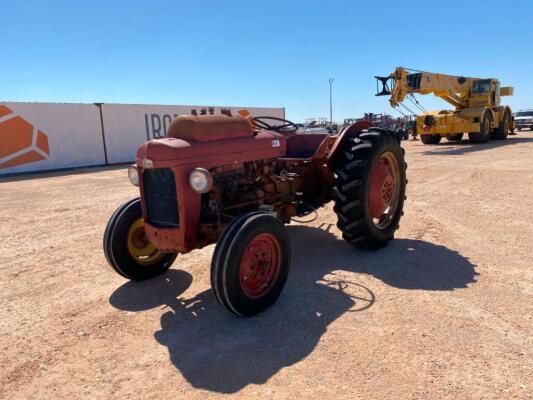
(0, 105, 50, 170)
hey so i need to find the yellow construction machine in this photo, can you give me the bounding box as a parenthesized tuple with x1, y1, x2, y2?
(375, 67, 514, 144)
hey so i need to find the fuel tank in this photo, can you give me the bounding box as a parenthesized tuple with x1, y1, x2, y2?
(167, 114, 253, 142)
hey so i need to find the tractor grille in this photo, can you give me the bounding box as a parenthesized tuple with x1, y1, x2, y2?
(142, 168, 179, 228)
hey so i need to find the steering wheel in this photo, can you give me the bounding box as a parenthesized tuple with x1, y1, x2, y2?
(252, 116, 299, 133)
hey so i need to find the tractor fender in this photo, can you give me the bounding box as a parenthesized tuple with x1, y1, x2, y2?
(326, 120, 372, 169)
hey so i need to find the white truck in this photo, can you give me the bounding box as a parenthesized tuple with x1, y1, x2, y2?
(514, 109, 533, 131)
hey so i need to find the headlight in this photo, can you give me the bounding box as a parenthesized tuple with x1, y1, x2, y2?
(189, 167, 213, 193)
(128, 165, 139, 186)
(140, 158, 153, 169)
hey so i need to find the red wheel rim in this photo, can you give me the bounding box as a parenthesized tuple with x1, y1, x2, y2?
(239, 233, 281, 299)
(368, 152, 401, 229)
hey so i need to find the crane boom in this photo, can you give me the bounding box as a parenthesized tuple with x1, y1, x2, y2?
(376, 67, 513, 109)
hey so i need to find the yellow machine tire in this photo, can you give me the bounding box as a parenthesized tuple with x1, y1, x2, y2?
(492, 111, 510, 140)
(447, 133, 464, 142)
(469, 111, 492, 143)
(421, 134, 441, 145)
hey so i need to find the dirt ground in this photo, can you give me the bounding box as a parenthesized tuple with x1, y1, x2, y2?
(1, 131, 532, 400)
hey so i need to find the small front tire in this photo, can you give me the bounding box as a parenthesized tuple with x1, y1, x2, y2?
(211, 213, 291, 317)
(103, 198, 177, 280)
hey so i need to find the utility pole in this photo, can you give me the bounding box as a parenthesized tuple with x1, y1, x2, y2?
(328, 78, 335, 126)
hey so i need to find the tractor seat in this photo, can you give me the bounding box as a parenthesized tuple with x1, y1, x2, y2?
(283, 133, 329, 159)
(167, 114, 253, 142)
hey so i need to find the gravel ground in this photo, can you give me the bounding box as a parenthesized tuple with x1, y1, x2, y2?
(1, 132, 532, 400)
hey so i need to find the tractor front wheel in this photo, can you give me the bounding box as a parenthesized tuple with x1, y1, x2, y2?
(333, 128, 407, 248)
(211, 212, 291, 316)
(103, 198, 177, 280)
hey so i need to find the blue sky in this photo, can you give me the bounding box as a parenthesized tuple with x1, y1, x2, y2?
(1, 0, 532, 122)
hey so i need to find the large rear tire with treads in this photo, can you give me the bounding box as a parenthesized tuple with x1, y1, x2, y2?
(332, 128, 407, 249)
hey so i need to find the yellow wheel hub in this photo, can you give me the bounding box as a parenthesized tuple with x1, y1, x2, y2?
(126, 218, 165, 265)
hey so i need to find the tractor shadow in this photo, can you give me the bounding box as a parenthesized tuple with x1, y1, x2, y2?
(420, 136, 533, 156)
(109, 225, 477, 394)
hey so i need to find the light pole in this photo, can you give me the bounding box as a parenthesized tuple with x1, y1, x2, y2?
(328, 78, 335, 126)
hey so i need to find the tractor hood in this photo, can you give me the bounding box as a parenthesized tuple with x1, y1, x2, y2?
(136, 130, 286, 169)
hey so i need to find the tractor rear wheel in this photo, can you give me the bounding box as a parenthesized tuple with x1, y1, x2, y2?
(491, 111, 510, 140)
(469, 111, 492, 143)
(333, 128, 407, 249)
(447, 133, 464, 142)
(211, 212, 291, 316)
(421, 134, 441, 144)
(103, 198, 177, 280)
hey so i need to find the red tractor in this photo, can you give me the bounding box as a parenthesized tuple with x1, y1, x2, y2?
(104, 111, 407, 316)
